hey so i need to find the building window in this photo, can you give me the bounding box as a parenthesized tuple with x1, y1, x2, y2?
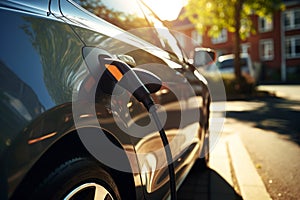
(191, 30, 202, 45)
(258, 16, 273, 32)
(211, 29, 227, 44)
(286, 36, 300, 58)
(284, 9, 300, 30)
(241, 43, 250, 53)
(260, 39, 274, 61)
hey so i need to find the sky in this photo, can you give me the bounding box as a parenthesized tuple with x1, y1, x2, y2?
(144, 0, 187, 21)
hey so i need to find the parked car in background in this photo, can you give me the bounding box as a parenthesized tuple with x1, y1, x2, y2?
(210, 53, 257, 84)
(193, 49, 257, 83)
(0, 0, 211, 199)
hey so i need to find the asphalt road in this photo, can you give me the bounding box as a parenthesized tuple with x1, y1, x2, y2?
(225, 85, 300, 200)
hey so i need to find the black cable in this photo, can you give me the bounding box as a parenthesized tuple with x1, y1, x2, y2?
(97, 57, 177, 199)
(149, 106, 177, 200)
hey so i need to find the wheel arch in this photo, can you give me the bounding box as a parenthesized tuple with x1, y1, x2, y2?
(11, 128, 136, 200)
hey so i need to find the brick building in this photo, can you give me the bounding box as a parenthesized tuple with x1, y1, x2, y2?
(167, 0, 300, 82)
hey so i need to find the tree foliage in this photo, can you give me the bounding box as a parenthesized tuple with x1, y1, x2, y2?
(184, 0, 283, 39)
(183, 0, 284, 83)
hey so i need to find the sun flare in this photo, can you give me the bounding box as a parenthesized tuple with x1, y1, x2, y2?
(144, 0, 187, 20)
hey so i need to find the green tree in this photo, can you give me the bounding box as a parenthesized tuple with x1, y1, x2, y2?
(184, 0, 284, 85)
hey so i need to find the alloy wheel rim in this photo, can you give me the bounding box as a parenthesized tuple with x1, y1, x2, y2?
(64, 182, 114, 200)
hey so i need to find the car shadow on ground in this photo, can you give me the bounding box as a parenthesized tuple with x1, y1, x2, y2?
(177, 161, 242, 200)
(226, 93, 300, 146)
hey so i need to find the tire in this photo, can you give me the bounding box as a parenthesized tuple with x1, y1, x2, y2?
(30, 157, 121, 200)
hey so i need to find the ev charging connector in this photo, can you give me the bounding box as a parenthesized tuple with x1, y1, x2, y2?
(99, 56, 177, 200)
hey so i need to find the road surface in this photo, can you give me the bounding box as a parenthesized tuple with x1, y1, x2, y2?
(226, 85, 300, 200)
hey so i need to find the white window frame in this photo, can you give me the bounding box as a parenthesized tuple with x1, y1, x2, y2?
(191, 30, 203, 46)
(284, 9, 300, 30)
(241, 43, 250, 53)
(211, 29, 227, 44)
(258, 16, 273, 32)
(285, 35, 300, 59)
(259, 39, 274, 61)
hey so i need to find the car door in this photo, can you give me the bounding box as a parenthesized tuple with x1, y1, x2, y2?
(57, 0, 204, 199)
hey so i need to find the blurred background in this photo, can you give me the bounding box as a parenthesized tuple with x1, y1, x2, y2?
(148, 0, 300, 86)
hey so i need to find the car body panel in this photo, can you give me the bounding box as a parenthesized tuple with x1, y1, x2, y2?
(0, 0, 209, 199)
(58, 1, 205, 198)
(0, 1, 100, 197)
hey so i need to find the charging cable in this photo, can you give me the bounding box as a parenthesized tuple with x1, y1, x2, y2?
(99, 56, 177, 200)
(149, 105, 177, 200)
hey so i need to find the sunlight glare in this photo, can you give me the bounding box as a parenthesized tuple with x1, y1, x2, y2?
(144, 0, 187, 20)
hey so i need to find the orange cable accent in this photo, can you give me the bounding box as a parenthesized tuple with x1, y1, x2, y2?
(105, 64, 123, 81)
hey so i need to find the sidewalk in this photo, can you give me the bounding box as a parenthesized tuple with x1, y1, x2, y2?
(178, 84, 300, 199)
(257, 85, 300, 101)
(205, 84, 300, 199)
(210, 129, 271, 200)
(208, 101, 272, 200)
(178, 101, 272, 199)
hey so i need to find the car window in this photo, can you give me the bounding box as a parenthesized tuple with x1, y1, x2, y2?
(217, 59, 233, 70)
(73, 0, 146, 30)
(73, 0, 184, 62)
(140, 3, 184, 62)
(218, 58, 247, 69)
(73, 0, 161, 47)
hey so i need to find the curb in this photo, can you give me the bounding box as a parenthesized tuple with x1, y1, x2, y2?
(209, 135, 233, 186)
(227, 133, 271, 200)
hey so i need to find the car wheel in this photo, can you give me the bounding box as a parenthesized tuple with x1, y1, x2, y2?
(30, 157, 121, 200)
